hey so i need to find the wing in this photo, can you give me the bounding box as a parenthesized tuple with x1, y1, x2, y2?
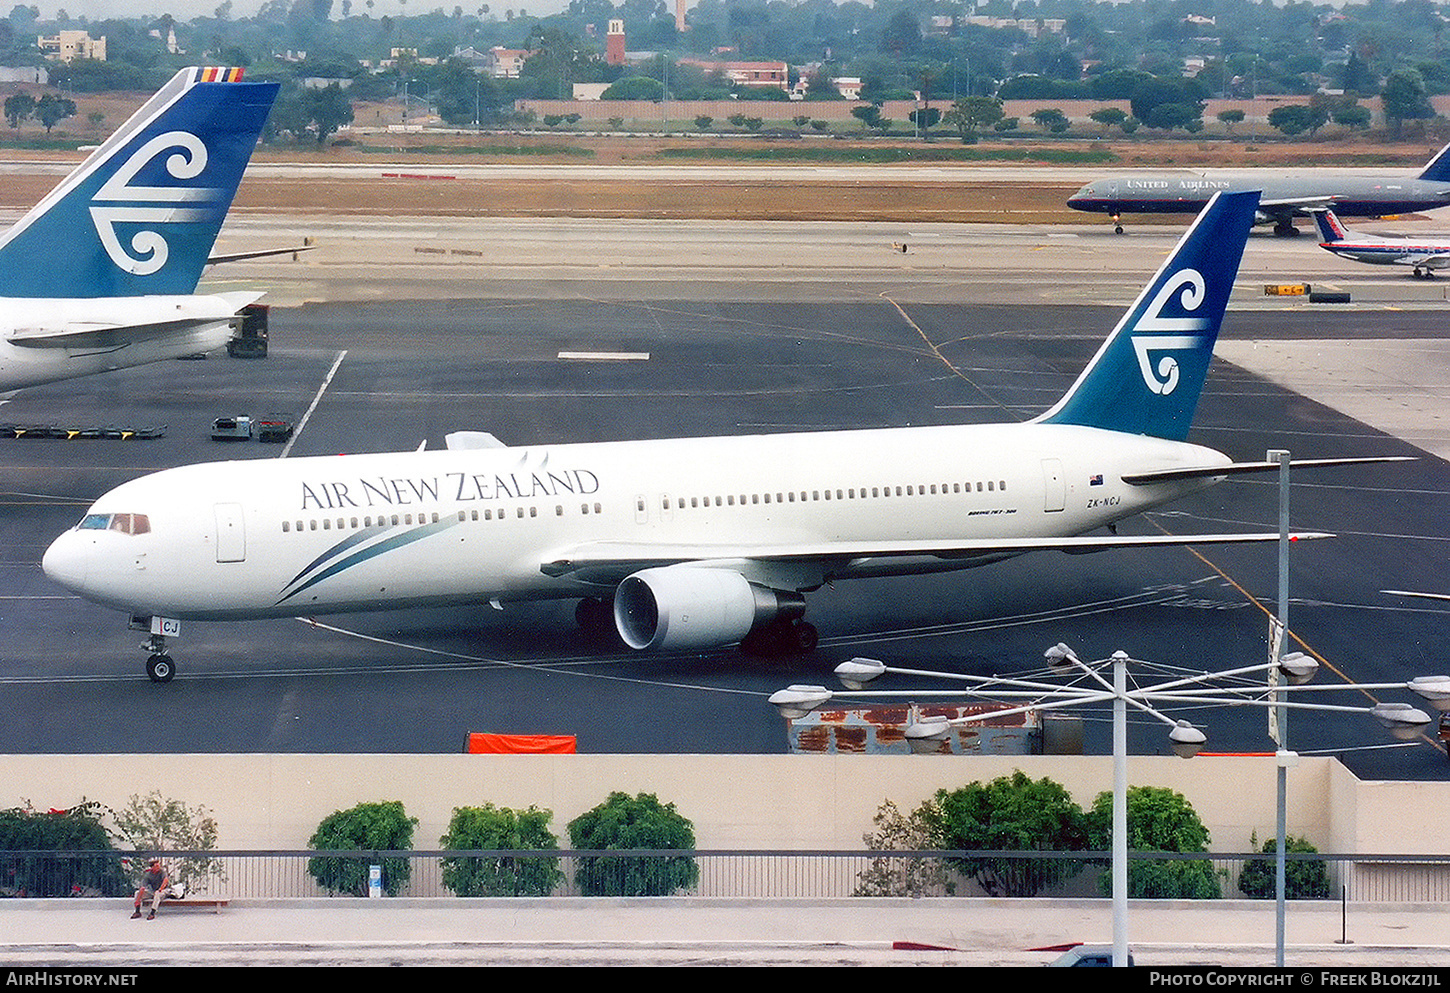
(1259, 195, 1338, 219)
(5, 291, 263, 350)
(1390, 253, 1450, 269)
(540, 530, 1332, 584)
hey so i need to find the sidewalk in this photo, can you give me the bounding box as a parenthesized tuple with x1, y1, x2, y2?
(3, 898, 1449, 966)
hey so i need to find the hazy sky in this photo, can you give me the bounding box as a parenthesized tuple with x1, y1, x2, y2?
(46, 0, 576, 18)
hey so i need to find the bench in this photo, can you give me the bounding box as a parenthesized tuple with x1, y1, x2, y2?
(160, 897, 229, 914)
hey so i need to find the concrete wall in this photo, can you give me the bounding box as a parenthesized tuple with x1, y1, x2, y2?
(2, 753, 1442, 856)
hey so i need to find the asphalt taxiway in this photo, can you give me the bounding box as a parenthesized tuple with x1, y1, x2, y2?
(2, 216, 1448, 779)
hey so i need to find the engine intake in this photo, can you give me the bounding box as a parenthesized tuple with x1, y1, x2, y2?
(613, 566, 804, 651)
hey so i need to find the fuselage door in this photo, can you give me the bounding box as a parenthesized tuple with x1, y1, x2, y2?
(1041, 459, 1066, 513)
(214, 503, 246, 563)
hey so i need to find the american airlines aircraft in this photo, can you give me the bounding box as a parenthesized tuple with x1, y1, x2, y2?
(44, 191, 1378, 683)
(1067, 142, 1450, 235)
(0, 67, 278, 393)
(1311, 208, 1450, 278)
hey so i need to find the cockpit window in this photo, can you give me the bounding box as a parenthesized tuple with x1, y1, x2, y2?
(77, 513, 150, 535)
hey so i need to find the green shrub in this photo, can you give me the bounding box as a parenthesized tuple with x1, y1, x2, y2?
(567, 792, 698, 896)
(1087, 786, 1221, 899)
(307, 800, 417, 896)
(0, 800, 128, 897)
(1238, 835, 1332, 900)
(440, 804, 563, 897)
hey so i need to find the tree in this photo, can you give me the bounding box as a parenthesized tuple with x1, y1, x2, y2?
(1030, 107, 1068, 133)
(853, 799, 953, 898)
(694, 114, 712, 131)
(1129, 76, 1205, 128)
(34, 94, 76, 135)
(943, 95, 1003, 144)
(307, 800, 417, 896)
(1381, 68, 1435, 137)
(850, 102, 888, 131)
(567, 792, 697, 897)
(0, 800, 128, 897)
(1144, 102, 1203, 132)
(306, 84, 354, 144)
(439, 804, 563, 897)
(4, 91, 34, 130)
(926, 772, 1088, 897)
(1268, 104, 1327, 138)
(909, 106, 940, 132)
(1090, 106, 1128, 133)
(600, 75, 663, 100)
(1087, 786, 1220, 899)
(1238, 834, 1331, 900)
(1217, 108, 1245, 135)
(112, 791, 224, 894)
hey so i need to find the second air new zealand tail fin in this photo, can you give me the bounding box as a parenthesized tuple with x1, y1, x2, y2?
(1034, 189, 1259, 442)
(0, 67, 279, 299)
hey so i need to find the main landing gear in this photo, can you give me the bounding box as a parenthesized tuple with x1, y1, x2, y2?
(1273, 219, 1301, 237)
(741, 618, 819, 657)
(1112, 212, 1124, 235)
(1413, 267, 1437, 279)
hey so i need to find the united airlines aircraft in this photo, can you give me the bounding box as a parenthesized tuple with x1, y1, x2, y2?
(1312, 208, 1450, 278)
(1068, 142, 1450, 235)
(44, 192, 1382, 682)
(0, 67, 278, 393)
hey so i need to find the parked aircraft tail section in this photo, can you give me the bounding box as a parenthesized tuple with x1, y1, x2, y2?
(1311, 207, 1350, 243)
(1417, 141, 1450, 183)
(1035, 190, 1259, 442)
(0, 67, 278, 299)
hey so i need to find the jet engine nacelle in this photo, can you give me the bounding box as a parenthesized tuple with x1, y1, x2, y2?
(613, 566, 805, 651)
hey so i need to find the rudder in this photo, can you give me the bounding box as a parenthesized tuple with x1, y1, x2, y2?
(0, 67, 279, 299)
(1035, 190, 1259, 442)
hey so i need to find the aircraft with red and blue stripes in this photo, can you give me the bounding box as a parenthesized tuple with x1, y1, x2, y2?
(1311, 208, 1450, 279)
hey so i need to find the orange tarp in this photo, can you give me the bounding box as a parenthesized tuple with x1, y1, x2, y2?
(466, 733, 577, 754)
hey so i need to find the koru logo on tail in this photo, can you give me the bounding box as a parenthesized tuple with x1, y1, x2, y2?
(89, 131, 223, 275)
(1130, 268, 1209, 396)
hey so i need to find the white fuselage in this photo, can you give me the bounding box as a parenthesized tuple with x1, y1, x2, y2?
(43, 421, 1226, 621)
(0, 294, 241, 392)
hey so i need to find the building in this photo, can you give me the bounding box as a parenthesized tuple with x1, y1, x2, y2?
(37, 30, 106, 62)
(488, 46, 530, 79)
(606, 19, 626, 67)
(677, 57, 789, 93)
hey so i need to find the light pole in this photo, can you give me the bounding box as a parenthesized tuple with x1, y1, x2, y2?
(771, 652, 1446, 967)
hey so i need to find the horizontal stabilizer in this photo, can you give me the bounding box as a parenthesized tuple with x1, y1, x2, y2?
(1122, 455, 1414, 485)
(445, 431, 507, 450)
(541, 530, 1332, 580)
(208, 245, 318, 265)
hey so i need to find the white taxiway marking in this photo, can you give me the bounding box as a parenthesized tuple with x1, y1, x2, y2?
(557, 351, 651, 361)
(280, 349, 347, 459)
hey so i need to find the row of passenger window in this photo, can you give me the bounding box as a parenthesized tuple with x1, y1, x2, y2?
(280, 502, 606, 533)
(660, 479, 1009, 511)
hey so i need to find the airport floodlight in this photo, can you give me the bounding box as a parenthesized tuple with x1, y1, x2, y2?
(904, 714, 951, 754)
(1168, 720, 1207, 759)
(835, 657, 886, 690)
(768, 684, 832, 719)
(1277, 651, 1318, 685)
(1408, 675, 1450, 711)
(1044, 642, 1081, 674)
(1370, 702, 1434, 740)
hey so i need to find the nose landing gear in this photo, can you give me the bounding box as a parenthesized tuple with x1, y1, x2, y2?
(130, 616, 181, 682)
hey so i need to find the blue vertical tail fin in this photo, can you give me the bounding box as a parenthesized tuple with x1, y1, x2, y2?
(0, 67, 279, 299)
(1034, 190, 1259, 442)
(1417, 141, 1450, 182)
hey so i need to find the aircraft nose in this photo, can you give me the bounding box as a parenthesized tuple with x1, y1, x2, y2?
(42, 530, 88, 591)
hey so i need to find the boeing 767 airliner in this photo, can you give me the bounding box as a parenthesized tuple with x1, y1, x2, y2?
(43, 191, 1386, 682)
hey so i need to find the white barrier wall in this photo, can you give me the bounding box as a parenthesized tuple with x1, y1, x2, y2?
(3, 752, 1435, 854)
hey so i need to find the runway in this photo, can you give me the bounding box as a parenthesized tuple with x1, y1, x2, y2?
(2, 211, 1448, 779)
